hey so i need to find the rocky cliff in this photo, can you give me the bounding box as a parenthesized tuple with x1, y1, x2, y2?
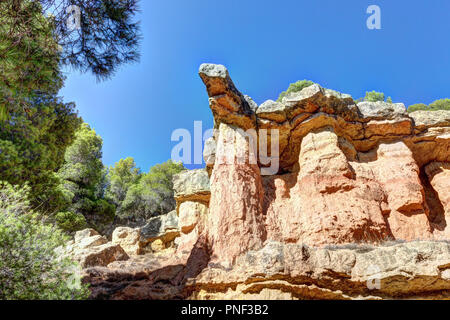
(75, 64, 450, 300)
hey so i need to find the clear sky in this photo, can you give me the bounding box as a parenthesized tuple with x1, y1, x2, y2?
(60, 0, 450, 172)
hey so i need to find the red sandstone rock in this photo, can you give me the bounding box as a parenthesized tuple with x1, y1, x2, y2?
(206, 123, 266, 265)
(69, 64, 450, 300)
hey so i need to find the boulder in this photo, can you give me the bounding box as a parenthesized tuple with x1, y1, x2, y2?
(61, 228, 129, 268)
(74, 228, 99, 243)
(77, 243, 129, 268)
(112, 227, 142, 255)
(178, 201, 208, 234)
(140, 210, 180, 248)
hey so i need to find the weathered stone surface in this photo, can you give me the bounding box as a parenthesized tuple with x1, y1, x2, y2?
(112, 227, 142, 255)
(357, 101, 408, 120)
(410, 110, 450, 130)
(425, 162, 450, 239)
(175, 201, 209, 258)
(178, 201, 208, 234)
(62, 229, 129, 268)
(203, 137, 216, 167)
(173, 169, 210, 203)
(199, 63, 256, 130)
(188, 240, 450, 300)
(140, 210, 180, 245)
(207, 123, 266, 265)
(77, 234, 108, 249)
(257, 100, 287, 122)
(75, 228, 100, 243)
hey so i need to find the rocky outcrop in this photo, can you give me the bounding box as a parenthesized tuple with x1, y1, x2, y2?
(173, 169, 210, 258)
(198, 64, 450, 250)
(140, 210, 180, 245)
(72, 64, 450, 300)
(60, 229, 129, 268)
(112, 227, 142, 255)
(188, 240, 450, 300)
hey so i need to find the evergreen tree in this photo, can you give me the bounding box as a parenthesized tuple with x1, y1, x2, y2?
(58, 123, 115, 232)
(106, 157, 142, 206)
(118, 160, 185, 223)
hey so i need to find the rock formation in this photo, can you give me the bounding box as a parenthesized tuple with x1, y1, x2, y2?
(68, 64, 450, 299)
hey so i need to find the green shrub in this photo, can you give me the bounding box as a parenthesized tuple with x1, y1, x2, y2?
(408, 99, 450, 112)
(408, 103, 429, 112)
(277, 80, 314, 102)
(0, 182, 89, 299)
(55, 211, 87, 233)
(364, 91, 385, 102)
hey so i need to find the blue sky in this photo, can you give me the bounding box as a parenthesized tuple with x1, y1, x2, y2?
(60, 0, 450, 171)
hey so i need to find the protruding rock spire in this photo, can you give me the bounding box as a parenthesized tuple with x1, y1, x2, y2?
(199, 63, 256, 130)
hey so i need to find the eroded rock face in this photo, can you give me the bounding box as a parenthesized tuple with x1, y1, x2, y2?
(61, 229, 129, 268)
(188, 240, 450, 300)
(198, 63, 449, 249)
(206, 123, 266, 265)
(173, 169, 211, 203)
(75, 64, 450, 300)
(140, 210, 180, 250)
(173, 169, 211, 258)
(112, 227, 142, 255)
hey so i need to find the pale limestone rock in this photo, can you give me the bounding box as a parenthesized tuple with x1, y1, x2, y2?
(178, 201, 208, 234)
(74, 228, 99, 243)
(357, 101, 408, 120)
(173, 169, 210, 202)
(112, 227, 142, 255)
(61, 229, 129, 268)
(140, 210, 180, 245)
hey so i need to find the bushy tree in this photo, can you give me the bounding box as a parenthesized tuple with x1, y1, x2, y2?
(118, 160, 185, 223)
(0, 182, 89, 300)
(106, 157, 142, 206)
(408, 99, 450, 112)
(277, 80, 314, 102)
(58, 123, 115, 232)
(0, 0, 82, 214)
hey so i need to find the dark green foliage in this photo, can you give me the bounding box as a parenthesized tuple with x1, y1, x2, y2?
(277, 80, 314, 102)
(43, 0, 141, 80)
(58, 123, 115, 233)
(408, 99, 450, 112)
(0, 182, 89, 299)
(0, 0, 63, 120)
(0, 0, 82, 213)
(0, 97, 81, 214)
(55, 211, 87, 232)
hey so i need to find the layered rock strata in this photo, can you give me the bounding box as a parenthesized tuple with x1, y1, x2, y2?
(72, 64, 450, 299)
